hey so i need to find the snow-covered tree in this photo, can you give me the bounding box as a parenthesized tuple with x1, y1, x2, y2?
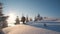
(15, 16, 20, 25)
(34, 14, 43, 21)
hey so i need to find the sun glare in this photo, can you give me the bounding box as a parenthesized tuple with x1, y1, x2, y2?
(7, 12, 16, 26)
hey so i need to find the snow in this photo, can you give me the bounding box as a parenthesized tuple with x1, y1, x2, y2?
(1, 20, 60, 34)
(2, 23, 60, 34)
(26, 21, 60, 25)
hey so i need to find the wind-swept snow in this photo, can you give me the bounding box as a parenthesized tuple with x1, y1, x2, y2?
(2, 24, 60, 34)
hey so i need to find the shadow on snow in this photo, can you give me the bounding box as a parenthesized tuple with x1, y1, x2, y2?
(25, 22, 60, 32)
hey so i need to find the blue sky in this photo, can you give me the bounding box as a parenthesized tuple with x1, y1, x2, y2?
(0, 0, 60, 18)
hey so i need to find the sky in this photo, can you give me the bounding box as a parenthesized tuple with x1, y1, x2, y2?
(0, 0, 60, 23)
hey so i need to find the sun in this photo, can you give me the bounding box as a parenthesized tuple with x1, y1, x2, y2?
(7, 12, 16, 26)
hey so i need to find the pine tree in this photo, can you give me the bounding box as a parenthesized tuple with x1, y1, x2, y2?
(21, 16, 25, 24)
(30, 18, 32, 21)
(37, 14, 40, 18)
(15, 16, 20, 25)
(26, 15, 29, 22)
(34, 16, 37, 21)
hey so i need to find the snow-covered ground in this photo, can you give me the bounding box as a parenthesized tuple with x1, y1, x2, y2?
(26, 21, 60, 32)
(2, 21, 60, 34)
(2, 24, 60, 34)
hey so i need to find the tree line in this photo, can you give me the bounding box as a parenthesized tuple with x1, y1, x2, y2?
(15, 14, 43, 24)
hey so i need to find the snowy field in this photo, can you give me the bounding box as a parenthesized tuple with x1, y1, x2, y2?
(1, 21, 60, 34)
(26, 21, 60, 32)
